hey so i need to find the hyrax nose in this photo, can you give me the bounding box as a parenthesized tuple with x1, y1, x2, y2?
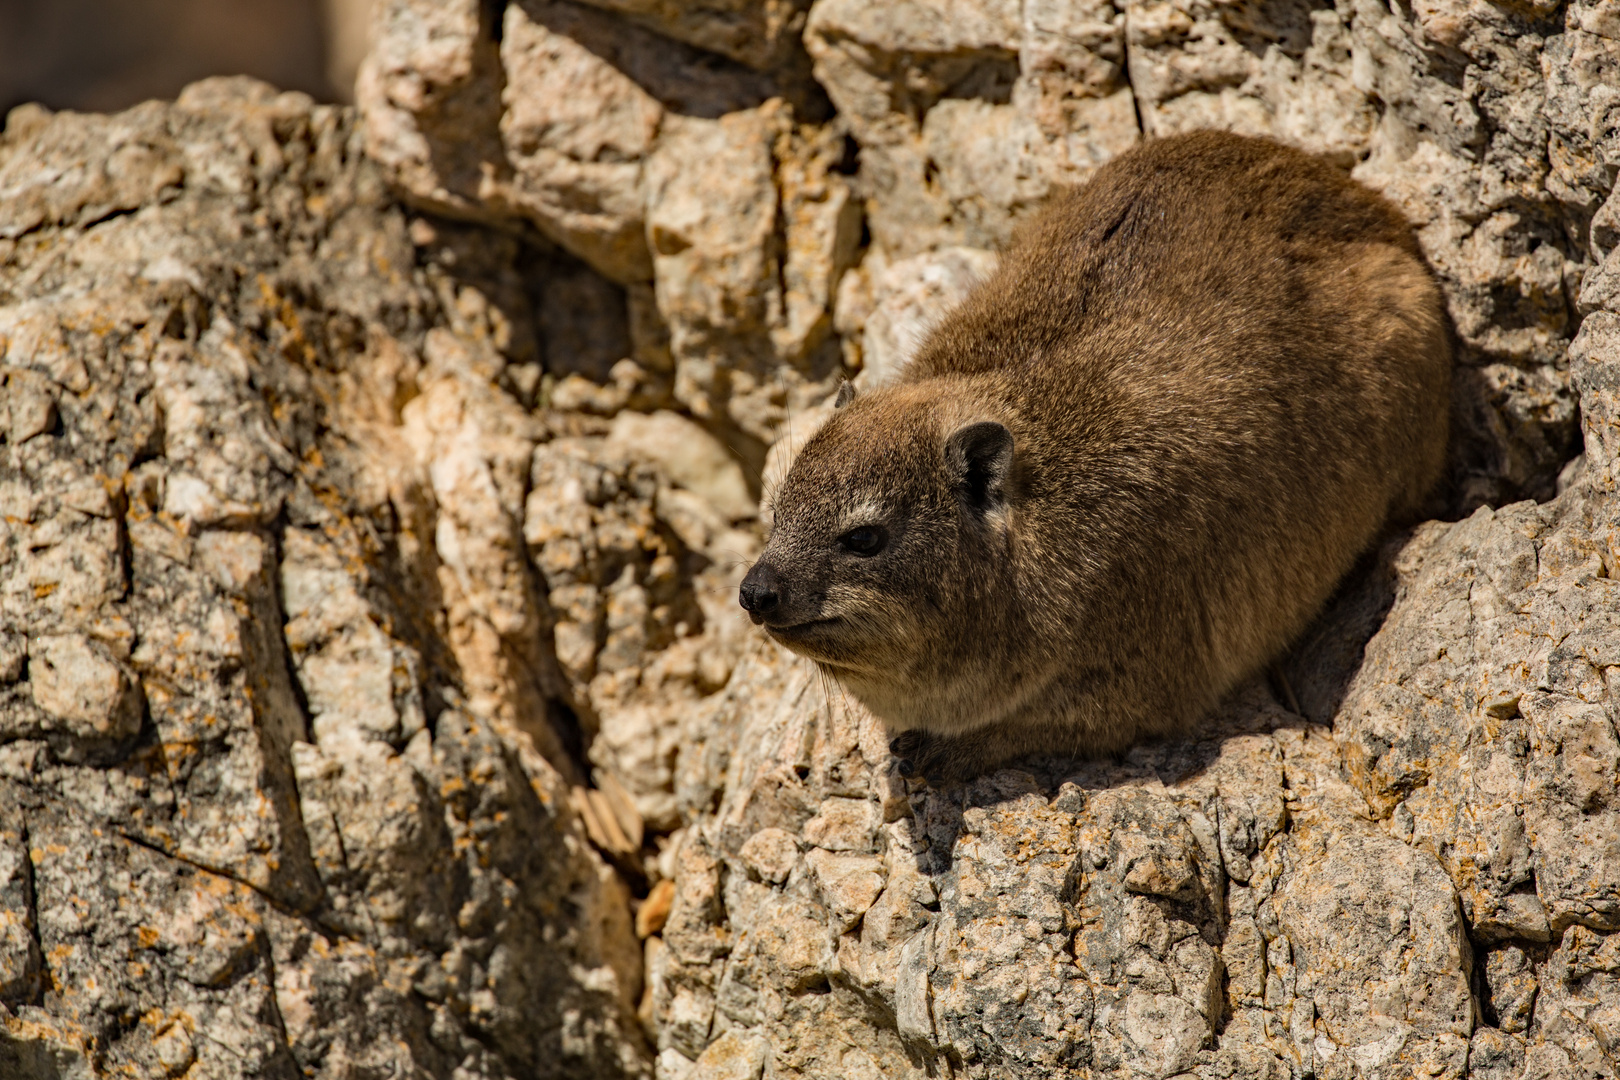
(739, 562, 785, 618)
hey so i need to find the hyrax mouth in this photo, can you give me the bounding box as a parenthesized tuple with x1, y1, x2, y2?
(763, 616, 843, 638)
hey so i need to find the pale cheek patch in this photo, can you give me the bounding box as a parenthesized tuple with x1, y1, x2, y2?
(824, 584, 924, 648)
(822, 582, 874, 619)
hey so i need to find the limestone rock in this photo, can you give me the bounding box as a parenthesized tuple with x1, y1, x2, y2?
(0, 80, 649, 1079)
(607, 410, 756, 522)
(522, 425, 757, 832)
(4, 0, 1619, 1071)
(646, 104, 855, 456)
(499, 2, 664, 282)
(359, 0, 791, 285)
(567, 0, 816, 74)
(806, 0, 1137, 258)
(23, 634, 144, 754)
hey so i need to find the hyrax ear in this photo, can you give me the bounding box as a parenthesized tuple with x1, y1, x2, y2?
(945, 421, 1014, 512)
(834, 380, 857, 409)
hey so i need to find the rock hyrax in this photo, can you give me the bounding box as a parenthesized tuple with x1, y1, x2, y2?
(739, 131, 1451, 781)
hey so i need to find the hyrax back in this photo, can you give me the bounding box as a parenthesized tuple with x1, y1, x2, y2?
(739, 131, 1452, 781)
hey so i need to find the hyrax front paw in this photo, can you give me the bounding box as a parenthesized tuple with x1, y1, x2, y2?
(888, 730, 960, 786)
(888, 730, 929, 779)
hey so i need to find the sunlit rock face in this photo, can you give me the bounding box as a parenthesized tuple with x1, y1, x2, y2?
(2, 0, 1617, 1074)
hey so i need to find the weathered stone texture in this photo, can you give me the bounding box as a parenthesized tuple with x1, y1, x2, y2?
(2, 0, 1618, 1074)
(0, 80, 659, 1078)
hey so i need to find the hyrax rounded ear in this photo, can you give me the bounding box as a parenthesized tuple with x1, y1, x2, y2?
(945, 421, 1013, 512)
(833, 380, 857, 409)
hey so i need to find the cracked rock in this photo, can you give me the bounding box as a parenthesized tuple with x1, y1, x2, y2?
(4, 0, 1619, 1072)
(0, 79, 650, 1079)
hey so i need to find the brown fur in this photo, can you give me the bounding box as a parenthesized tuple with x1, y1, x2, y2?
(739, 131, 1452, 782)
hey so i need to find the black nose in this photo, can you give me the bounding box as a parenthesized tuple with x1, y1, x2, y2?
(739, 562, 785, 618)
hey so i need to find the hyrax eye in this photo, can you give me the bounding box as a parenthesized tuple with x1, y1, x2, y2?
(839, 526, 887, 556)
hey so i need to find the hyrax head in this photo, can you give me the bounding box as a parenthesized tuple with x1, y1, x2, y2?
(739, 384, 1017, 710)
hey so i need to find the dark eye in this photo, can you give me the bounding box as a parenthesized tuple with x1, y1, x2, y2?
(839, 525, 887, 557)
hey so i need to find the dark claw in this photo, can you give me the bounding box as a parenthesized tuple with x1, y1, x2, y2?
(896, 758, 915, 777)
(890, 730, 927, 757)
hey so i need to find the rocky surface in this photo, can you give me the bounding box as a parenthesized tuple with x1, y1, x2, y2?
(0, 81, 664, 1079)
(0, 0, 1616, 1077)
